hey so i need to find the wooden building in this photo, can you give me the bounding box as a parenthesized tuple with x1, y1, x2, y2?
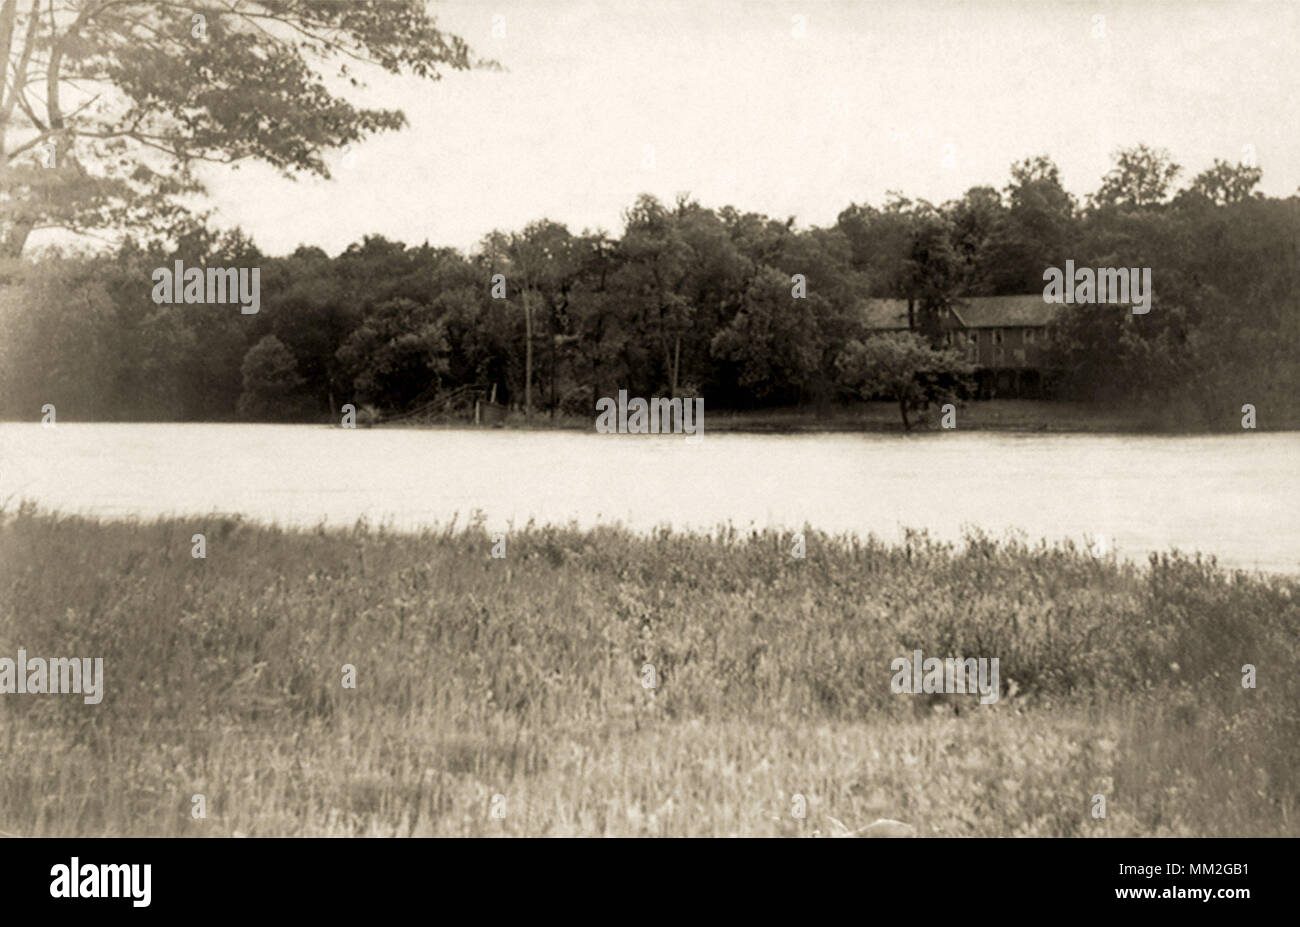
(859, 295, 1060, 397)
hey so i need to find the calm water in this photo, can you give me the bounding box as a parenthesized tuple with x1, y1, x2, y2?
(1, 423, 1296, 572)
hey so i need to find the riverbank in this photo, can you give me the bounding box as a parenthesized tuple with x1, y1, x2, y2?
(5, 399, 1290, 433)
(2, 506, 1295, 836)
(377, 399, 1289, 434)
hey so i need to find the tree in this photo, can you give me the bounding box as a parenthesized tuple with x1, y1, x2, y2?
(0, 251, 119, 417)
(672, 200, 750, 397)
(258, 244, 357, 414)
(836, 193, 917, 301)
(0, 1, 486, 257)
(237, 334, 305, 420)
(480, 220, 581, 418)
(1092, 144, 1181, 209)
(944, 186, 1004, 295)
(335, 297, 450, 411)
(515, 220, 581, 417)
(564, 231, 627, 411)
(986, 156, 1076, 294)
(835, 332, 973, 430)
(618, 194, 693, 397)
(769, 225, 865, 404)
(1180, 159, 1263, 206)
(902, 211, 961, 345)
(709, 266, 824, 404)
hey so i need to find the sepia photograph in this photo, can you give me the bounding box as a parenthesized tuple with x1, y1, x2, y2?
(0, 0, 1295, 909)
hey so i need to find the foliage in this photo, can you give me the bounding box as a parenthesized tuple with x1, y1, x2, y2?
(1092, 144, 1182, 209)
(2, 147, 1297, 427)
(237, 334, 307, 421)
(0, 1, 485, 257)
(835, 332, 974, 429)
(335, 297, 450, 410)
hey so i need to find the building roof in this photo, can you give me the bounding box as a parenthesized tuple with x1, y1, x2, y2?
(951, 295, 1060, 328)
(860, 294, 1060, 331)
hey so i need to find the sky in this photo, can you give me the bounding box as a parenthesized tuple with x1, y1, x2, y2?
(188, 0, 1300, 257)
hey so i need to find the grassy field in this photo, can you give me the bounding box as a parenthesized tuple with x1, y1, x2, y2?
(1, 504, 1296, 837)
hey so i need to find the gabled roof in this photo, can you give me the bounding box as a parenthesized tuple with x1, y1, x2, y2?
(860, 295, 1060, 330)
(952, 294, 1060, 328)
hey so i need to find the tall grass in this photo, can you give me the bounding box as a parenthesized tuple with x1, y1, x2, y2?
(1, 503, 1295, 836)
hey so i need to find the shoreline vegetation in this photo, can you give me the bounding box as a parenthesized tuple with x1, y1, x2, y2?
(366, 400, 1294, 434)
(4, 162, 1298, 439)
(2, 505, 1295, 836)
(8, 400, 1295, 434)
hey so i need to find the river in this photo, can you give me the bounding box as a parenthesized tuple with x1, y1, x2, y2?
(1, 423, 1296, 572)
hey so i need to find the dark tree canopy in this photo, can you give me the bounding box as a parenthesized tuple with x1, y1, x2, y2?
(3, 148, 1296, 430)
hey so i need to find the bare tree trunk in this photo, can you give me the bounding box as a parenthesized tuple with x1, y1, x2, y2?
(899, 397, 911, 431)
(523, 292, 533, 420)
(548, 302, 557, 419)
(1, 0, 69, 259)
(671, 336, 680, 397)
(0, 1, 19, 149)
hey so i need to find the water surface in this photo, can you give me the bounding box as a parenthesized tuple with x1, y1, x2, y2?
(1, 423, 1296, 572)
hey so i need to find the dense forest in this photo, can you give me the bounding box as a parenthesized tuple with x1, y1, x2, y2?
(1, 146, 1297, 426)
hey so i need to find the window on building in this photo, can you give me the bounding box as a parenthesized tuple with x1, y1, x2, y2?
(992, 329, 1003, 345)
(1025, 328, 1036, 345)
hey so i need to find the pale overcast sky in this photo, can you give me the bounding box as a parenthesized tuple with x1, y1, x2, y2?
(193, 0, 1299, 257)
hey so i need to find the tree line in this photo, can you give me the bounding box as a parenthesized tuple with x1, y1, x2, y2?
(1, 146, 1296, 427)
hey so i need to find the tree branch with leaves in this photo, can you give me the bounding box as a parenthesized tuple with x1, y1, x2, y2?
(0, 0, 489, 257)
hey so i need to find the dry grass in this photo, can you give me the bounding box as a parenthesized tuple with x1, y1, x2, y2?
(1, 503, 1296, 836)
